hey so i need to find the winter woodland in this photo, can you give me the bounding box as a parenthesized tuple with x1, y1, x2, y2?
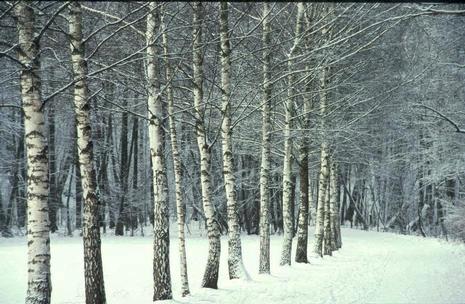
(1, 2, 465, 304)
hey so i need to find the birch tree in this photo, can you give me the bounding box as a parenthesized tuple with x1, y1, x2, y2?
(259, 2, 272, 274)
(295, 4, 315, 264)
(146, 2, 172, 300)
(313, 3, 333, 258)
(323, 172, 332, 256)
(161, 5, 189, 297)
(69, 3, 106, 303)
(313, 94, 330, 257)
(193, 1, 221, 289)
(219, 1, 249, 280)
(280, 2, 305, 266)
(15, 2, 51, 303)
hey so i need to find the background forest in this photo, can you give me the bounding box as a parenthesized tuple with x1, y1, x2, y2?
(1, 2, 465, 303)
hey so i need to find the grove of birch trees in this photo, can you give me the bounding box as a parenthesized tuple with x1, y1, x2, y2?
(1, 1, 465, 303)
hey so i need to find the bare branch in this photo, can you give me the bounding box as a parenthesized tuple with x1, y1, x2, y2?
(413, 103, 465, 134)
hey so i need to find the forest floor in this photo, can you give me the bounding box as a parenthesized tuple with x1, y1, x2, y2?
(1, 227, 465, 304)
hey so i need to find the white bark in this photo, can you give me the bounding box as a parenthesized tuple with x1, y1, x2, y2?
(69, 3, 107, 303)
(16, 2, 52, 303)
(219, 2, 249, 281)
(280, 3, 305, 266)
(193, 2, 222, 289)
(161, 6, 189, 297)
(146, 2, 172, 300)
(259, 2, 272, 274)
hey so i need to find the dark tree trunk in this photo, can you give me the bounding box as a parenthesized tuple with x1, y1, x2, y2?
(131, 117, 139, 235)
(290, 174, 297, 237)
(75, 138, 83, 232)
(66, 166, 75, 237)
(108, 115, 116, 230)
(115, 97, 129, 236)
(48, 101, 59, 233)
(295, 151, 309, 263)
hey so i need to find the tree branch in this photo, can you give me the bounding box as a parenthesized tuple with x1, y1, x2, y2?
(413, 103, 465, 134)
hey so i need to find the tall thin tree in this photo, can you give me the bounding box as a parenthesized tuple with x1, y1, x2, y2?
(15, 2, 52, 303)
(146, 2, 172, 300)
(69, 3, 106, 303)
(219, 1, 249, 280)
(161, 4, 189, 297)
(259, 2, 272, 275)
(193, 1, 222, 289)
(313, 3, 333, 258)
(280, 2, 305, 266)
(294, 82, 311, 262)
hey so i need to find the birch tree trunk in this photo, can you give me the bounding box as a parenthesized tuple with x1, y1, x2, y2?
(313, 68, 330, 258)
(69, 3, 106, 303)
(193, 2, 221, 289)
(161, 6, 189, 297)
(146, 2, 172, 300)
(313, 3, 333, 258)
(280, 2, 304, 266)
(15, 2, 52, 303)
(295, 86, 311, 263)
(259, 2, 272, 274)
(219, 2, 249, 281)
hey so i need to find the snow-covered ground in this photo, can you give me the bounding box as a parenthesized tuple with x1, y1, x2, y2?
(1, 227, 465, 304)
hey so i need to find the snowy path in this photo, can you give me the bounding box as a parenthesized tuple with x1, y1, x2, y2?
(1, 228, 465, 304)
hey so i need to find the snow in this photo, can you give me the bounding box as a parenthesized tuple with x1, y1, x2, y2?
(1, 227, 465, 304)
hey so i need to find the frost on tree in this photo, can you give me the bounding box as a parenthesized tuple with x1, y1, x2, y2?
(15, 2, 52, 303)
(259, 2, 272, 275)
(146, 2, 172, 300)
(69, 2, 106, 303)
(193, 1, 221, 289)
(219, 2, 249, 281)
